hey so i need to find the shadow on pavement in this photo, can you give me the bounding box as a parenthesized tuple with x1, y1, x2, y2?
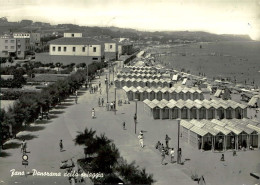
(62, 103, 74, 106)
(34, 120, 52, 125)
(25, 126, 45, 132)
(0, 151, 11, 158)
(50, 110, 65, 115)
(3, 142, 21, 150)
(49, 115, 58, 119)
(54, 106, 66, 110)
(16, 134, 38, 141)
(64, 99, 74, 103)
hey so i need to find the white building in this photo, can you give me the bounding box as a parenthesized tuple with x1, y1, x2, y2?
(35, 37, 104, 65)
(64, 32, 83, 38)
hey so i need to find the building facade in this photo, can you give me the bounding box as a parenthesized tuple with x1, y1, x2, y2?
(94, 37, 118, 61)
(64, 32, 82, 38)
(0, 35, 30, 59)
(35, 37, 105, 64)
(13, 32, 41, 48)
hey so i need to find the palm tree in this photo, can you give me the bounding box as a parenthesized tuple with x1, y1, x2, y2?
(74, 128, 96, 146)
(91, 143, 119, 174)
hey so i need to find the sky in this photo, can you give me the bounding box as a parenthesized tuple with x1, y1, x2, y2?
(1, 0, 260, 40)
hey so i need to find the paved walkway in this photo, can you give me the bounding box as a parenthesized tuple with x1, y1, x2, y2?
(1, 67, 259, 185)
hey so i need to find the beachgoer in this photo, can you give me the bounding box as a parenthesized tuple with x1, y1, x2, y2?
(92, 108, 95, 119)
(59, 140, 63, 152)
(170, 148, 175, 163)
(161, 148, 166, 165)
(138, 131, 144, 148)
(165, 134, 171, 148)
(123, 122, 126, 130)
(101, 98, 104, 107)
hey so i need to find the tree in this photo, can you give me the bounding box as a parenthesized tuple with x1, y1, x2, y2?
(74, 128, 96, 146)
(91, 143, 119, 173)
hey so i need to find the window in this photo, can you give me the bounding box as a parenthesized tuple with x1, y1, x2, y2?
(11, 46, 14, 49)
(93, 47, 96, 52)
(63, 47, 67, 52)
(52, 46, 55, 51)
(11, 40, 15, 43)
(5, 40, 8, 43)
(58, 47, 61, 51)
(5, 46, 8, 49)
(71, 34, 74, 37)
(110, 45, 112, 49)
(82, 47, 85, 52)
(18, 51, 21, 55)
(73, 47, 76, 52)
(92, 57, 98, 60)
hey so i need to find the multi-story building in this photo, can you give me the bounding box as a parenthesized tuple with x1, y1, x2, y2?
(113, 38, 134, 57)
(95, 37, 118, 61)
(13, 32, 41, 48)
(0, 35, 30, 59)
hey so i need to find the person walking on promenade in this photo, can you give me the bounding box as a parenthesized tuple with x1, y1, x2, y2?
(92, 108, 95, 119)
(100, 88, 102, 95)
(161, 148, 166, 165)
(134, 113, 137, 123)
(122, 122, 126, 130)
(110, 102, 114, 111)
(165, 134, 171, 149)
(98, 98, 101, 107)
(59, 140, 63, 152)
(138, 131, 144, 148)
(170, 148, 175, 163)
(101, 98, 104, 107)
(21, 139, 26, 153)
(75, 97, 78, 104)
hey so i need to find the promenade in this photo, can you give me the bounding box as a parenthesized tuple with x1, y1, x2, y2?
(1, 67, 259, 185)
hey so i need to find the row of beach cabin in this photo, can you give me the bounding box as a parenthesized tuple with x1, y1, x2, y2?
(123, 86, 204, 101)
(143, 99, 247, 119)
(180, 119, 260, 150)
(115, 78, 174, 88)
(117, 72, 166, 79)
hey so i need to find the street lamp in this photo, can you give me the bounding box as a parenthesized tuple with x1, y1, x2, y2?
(114, 87, 116, 115)
(105, 74, 108, 103)
(108, 62, 111, 88)
(134, 99, 138, 134)
(177, 118, 181, 164)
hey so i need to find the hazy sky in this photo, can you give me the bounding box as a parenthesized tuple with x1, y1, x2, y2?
(1, 0, 260, 40)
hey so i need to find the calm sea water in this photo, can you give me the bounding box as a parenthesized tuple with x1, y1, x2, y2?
(155, 41, 260, 87)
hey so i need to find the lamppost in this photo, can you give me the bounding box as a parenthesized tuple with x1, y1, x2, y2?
(134, 99, 138, 134)
(105, 75, 108, 103)
(177, 118, 181, 164)
(114, 87, 116, 115)
(108, 62, 111, 88)
(86, 63, 89, 89)
(112, 63, 114, 85)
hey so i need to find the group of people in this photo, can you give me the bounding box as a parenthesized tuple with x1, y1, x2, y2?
(117, 99, 123, 106)
(154, 135, 181, 165)
(98, 97, 105, 107)
(89, 85, 99, 94)
(107, 101, 116, 111)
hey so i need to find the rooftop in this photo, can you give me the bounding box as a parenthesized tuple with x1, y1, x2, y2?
(48, 37, 102, 45)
